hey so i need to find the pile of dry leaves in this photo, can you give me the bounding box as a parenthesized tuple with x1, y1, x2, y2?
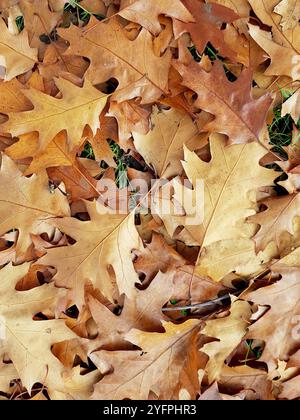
(0, 0, 299, 401)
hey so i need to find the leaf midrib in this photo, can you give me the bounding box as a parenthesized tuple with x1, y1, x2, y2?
(97, 322, 200, 398)
(7, 97, 103, 128)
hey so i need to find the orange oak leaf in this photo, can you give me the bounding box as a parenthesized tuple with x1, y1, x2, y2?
(0, 263, 77, 394)
(248, 0, 300, 81)
(90, 319, 202, 399)
(119, 0, 194, 35)
(2, 78, 109, 151)
(0, 18, 37, 80)
(38, 200, 143, 308)
(0, 153, 70, 256)
(249, 194, 300, 252)
(86, 270, 175, 351)
(134, 232, 187, 283)
(58, 17, 172, 103)
(20, 0, 61, 49)
(245, 248, 300, 371)
(108, 100, 151, 145)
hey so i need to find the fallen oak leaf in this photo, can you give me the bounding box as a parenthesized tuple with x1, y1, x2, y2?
(5, 131, 101, 200)
(134, 232, 187, 284)
(2, 78, 109, 152)
(171, 264, 225, 306)
(108, 100, 151, 146)
(39, 40, 90, 82)
(58, 17, 172, 103)
(195, 238, 276, 281)
(51, 366, 101, 400)
(0, 153, 70, 257)
(201, 300, 252, 383)
(282, 88, 300, 124)
(89, 113, 118, 166)
(37, 200, 143, 308)
(279, 351, 300, 399)
(274, 0, 300, 31)
(248, 0, 300, 81)
(275, 126, 300, 177)
(174, 60, 273, 146)
(156, 133, 276, 280)
(243, 247, 300, 371)
(133, 106, 204, 178)
(86, 270, 175, 351)
(249, 24, 300, 82)
(199, 381, 250, 400)
(119, 0, 194, 35)
(0, 18, 37, 81)
(212, 0, 250, 21)
(153, 16, 174, 56)
(19, 0, 61, 49)
(0, 79, 33, 113)
(249, 194, 300, 252)
(280, 374, 300, 399)
(218, 365, 274, 400)
(173, 0, 239, 61)
(5, 132, 76, 174)
(90, 319, 202, 400)
(0, 361, 18, 394)
(48, 164, 100, 202)
(0, 263, 77, 394)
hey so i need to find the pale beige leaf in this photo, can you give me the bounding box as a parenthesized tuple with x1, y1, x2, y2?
(0, 18, 37, 81)
(202, 300, 252, 383)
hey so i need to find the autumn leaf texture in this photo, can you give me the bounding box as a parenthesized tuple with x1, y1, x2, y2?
(0, 0, 299, 402)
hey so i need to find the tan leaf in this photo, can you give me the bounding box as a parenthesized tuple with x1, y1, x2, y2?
(54, 366, 101, 400)
(249, 194, 300, 252)
(20, 0, 61, 48)
(249, 24, 300, 81)
(0, 361, 18, 394)
(40, 41, 89, 81)
(2, 78, 109, 151)
(58, 17, 172, 103)
(0, 18, 37, 81)
(218, 365, 273, 400)
(0, 263, 76, 393)
(280, 375, 300, 399)
(244, 247, 300, 370)
(133, 106, 202, 178)
(119, 0, 194, 35)
(282, 88, 300, 123)
(91, 319, 202, 399)
(87, 270, 175, 350)
(248, 0, 300, 81)
(108, 100, 150, 145)
(0, 153, 70, 256)
(274, 0, 300, 31)
(199, 382, 249, 400)
(134, 232, 186, 283)
(0, 79, 32, 113)
(202, 300, 252, 383)
(159, 134, 276, 280)
(38, 200, 143, 307)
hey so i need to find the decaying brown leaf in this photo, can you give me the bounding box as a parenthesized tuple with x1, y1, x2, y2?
(175, 60, 273, 146)
(0, 0, 299, 402)
(91, 319, 202, 399)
